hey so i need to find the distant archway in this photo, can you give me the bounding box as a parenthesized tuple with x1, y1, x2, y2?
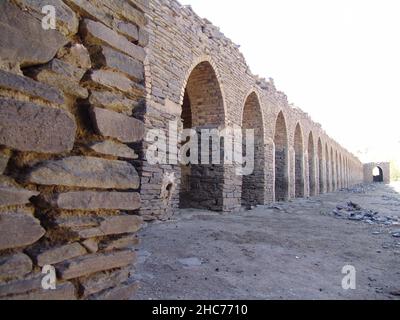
(241, 92, 265, 206)
(294, 123, 304, 198)
(274, 112, 289, 201)
(373, 167, 384, 182)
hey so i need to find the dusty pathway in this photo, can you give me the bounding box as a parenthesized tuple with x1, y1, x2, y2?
(131, 183, 400, 300)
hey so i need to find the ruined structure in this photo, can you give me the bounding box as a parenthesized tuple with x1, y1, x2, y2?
(364, 162, 391, 184)
(139, 0, 364, 220)
(0, 0, 368, 300)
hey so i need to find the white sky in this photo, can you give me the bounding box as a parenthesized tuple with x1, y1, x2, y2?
(181, 0, 400, 164)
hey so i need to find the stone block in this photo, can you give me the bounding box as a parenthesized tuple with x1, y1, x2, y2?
(57, 44, 91, 70)
(0, 186, 39, 207)
(0, 1, 67, 68)
(85, 69, 135, 93)
(81, 239, 98, 253)
(114, 21, 139, 41)
(0, 98, 76, 153)
(0, 274, 42, 298)
(91, 107, 145, 143)
(0, 209, 45, 250)
(88, 281, 139, 300)
(99, 234, 140, 251)
(88, 90, 136, 115)
(13, 0, 79, 37)
(4, 282, 76, 300)
(80, 268, 130, 298)
(34, 243, 87, 267)
(0, 69, 64, 104)
(27, 156, 140, 189)
(81, 19, 145, 62)
(34, 70, 89, 99)
(0, 153, 10, 174)
(98, 0, 147, 27)
(91, 46, 144, 81)
(52, 191, 141, 210)
(56, 250, 136, 280)
(0, 253, 32, 281)
(89, 140, 138, 159)
(76, 215, 143, 239)
(138, 28, 150, 47)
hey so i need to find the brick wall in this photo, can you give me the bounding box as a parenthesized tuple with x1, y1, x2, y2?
(138, 0, 364, 221)
(0, 0, 148, 300)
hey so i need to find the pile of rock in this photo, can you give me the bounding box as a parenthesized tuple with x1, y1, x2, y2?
(339, 184, 377, 194)
(331, 201, 399, 227)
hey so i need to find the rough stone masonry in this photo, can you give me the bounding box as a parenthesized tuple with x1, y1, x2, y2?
(0, 0, 383, 300)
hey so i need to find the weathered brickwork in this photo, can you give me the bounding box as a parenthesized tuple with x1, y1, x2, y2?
(139, 0, 364, 221)
(0, 0, 148, 299)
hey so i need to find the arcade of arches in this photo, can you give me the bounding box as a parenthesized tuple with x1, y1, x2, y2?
(138, 0, 368, 220)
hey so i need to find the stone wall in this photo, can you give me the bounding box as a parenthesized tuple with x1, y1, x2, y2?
(0, 0, 148, 300)
(139, 0, 365, 221)
(364, 162, 391, 184)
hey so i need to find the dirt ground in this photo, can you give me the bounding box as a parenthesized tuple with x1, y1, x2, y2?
(131, 183, 400, 300)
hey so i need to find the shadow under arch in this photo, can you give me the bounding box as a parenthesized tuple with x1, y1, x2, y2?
(274, 111, 289, 201)
(179, 59, 227, 211)
(294, 123, 305, 198)
(241, 91, 266, 207)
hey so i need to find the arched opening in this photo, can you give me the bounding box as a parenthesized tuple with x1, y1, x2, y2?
(308, 132, 316, 196)
(331, 148, 336, 190)
(335, 151, 339, 190)
(340, 155, 344, 188)
(325, 144, 330, 192)
(318, 138, 324, 194)
(179, 61, 225, 210)
(294, 123, 304, 198)
(241, 92, 265, 207)
(274, 112, 289, 201)
(373, 166, 384, 182)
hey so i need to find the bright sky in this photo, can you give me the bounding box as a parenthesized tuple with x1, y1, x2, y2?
(181, 0, 400, 165)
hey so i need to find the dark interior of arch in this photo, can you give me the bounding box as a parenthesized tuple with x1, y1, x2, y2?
(331, 149, 336, 190)
(325, 145, 330, 192)
(308, 133, 316, 196)
(318, 139, 323, 194)
(373, 167, 384, 182)
(294, 124, 304, 198)
(179, 61, 225, 211)
(274, 112, 289, 201)
(241, 93, 265, 207)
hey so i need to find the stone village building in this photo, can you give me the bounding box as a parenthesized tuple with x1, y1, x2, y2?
(0, 0, 388, 299)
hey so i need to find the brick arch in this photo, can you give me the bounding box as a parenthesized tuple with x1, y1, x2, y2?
(331, 147, 337, 191)
(274, 111, 289, 201)
(293, 123, 305, 198)
(178, 55, 227, 126)
(325, 143, 331, 192)
(335, 150, 339, 190)
(317, 138, 324, 194)
(308, 131, 316, 196)
(241, 91, 266, 206)
(178, 58, 226, 211)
